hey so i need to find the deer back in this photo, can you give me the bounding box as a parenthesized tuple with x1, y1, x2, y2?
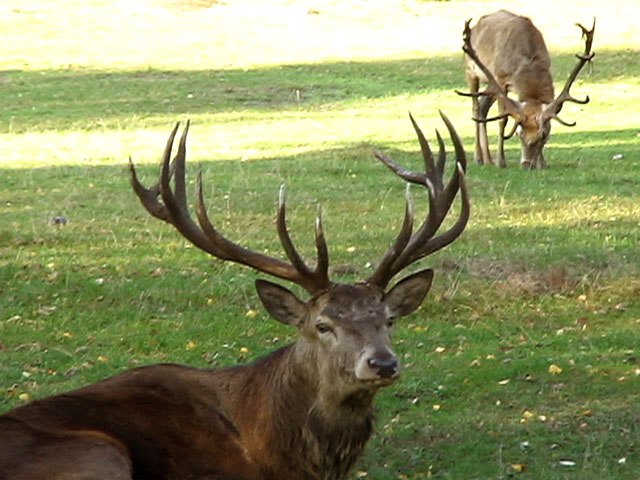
(466, 10, 554, 103)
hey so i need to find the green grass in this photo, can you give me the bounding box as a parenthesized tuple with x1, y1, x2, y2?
(1, 1, 640, 478)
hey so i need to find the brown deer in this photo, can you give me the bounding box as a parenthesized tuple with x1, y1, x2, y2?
(0, 114, 469, 480)
(457, 10, 595, 169)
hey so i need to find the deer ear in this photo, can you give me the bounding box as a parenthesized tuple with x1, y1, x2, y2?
(383, 269, 434, 319)
(255, 279, 308, 327)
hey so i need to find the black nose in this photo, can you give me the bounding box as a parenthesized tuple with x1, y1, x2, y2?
(367, 356, 399, 379)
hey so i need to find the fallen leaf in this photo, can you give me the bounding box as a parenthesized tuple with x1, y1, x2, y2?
(548, 364, 563, 375)
(511, 463, 526, 473)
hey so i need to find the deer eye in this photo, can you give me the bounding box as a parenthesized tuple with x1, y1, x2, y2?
(386, 320, 395, 329)
(316, 323, 332, 334)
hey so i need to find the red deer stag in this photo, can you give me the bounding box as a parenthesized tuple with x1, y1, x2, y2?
(457, 10, 595, 169)
(0, 113, 469, 480)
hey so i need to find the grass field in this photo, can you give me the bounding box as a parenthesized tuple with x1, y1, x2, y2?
(1, 1, 639, 478)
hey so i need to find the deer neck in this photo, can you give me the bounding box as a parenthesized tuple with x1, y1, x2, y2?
(289, 339, 377, 418)
(231, 342, 376, 479)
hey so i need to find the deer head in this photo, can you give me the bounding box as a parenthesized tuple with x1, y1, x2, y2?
(129, 114, 469, 395)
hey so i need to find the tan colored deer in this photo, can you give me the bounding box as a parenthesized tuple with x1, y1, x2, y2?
(0, 114, 469, 480)
(458, 10, 595, 169)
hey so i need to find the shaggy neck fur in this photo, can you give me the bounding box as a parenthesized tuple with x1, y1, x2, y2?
(244, 343, 376, 480)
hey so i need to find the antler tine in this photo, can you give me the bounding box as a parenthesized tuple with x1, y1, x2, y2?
(440, 111, 467, 206)
(434, 129, 446, 182)
(367, 115, 470, 289)
(366, 185, 415, 288)
(397, 113, 467, 265)
(545, 18, 595, 120)
(415, 162, 470, 259)
(275, 187, 330, 288)
(472, 112, 510, 124)
(373, 151, 426, 185)
(129, 123, 180, 223)
(502, 119, 519, 140)
(131, 122, 332, 294)
(408, 112, 438, 188)
(578, 18, 596, 59)
(130, 121, 222, 254)
(314, 205, 330, 286)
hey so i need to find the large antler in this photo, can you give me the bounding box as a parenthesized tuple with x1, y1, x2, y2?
(129, 121, 331, 294)
(367, 112, 470, 289)
(543, 19, 596, 125)
(456, 19, 525, 131)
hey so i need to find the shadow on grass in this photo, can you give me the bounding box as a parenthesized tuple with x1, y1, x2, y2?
(2, 48, 638, 133)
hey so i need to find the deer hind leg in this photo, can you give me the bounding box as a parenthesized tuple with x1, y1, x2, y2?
(2, 429, 132, 480)
(477, 93, 495, 165)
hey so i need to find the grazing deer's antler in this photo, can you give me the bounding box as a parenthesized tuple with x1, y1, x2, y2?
(367, 112, 470, 289)
(543, 18, 596, 124)
(129, 121, 331, 295)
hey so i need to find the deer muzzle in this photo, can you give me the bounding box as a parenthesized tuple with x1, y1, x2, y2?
(355, 347, 400, 383)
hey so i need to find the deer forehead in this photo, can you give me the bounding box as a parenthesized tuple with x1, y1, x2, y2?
(313, 284, 387, 323)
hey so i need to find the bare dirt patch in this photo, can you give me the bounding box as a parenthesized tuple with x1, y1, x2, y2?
(465, 259, 581, 295)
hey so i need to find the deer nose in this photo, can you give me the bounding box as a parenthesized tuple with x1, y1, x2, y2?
(367, 356, 399, 379)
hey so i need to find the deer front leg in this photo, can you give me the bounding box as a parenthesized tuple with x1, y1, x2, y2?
(477, 94, 495, 165)
(496, 113, 508, 168)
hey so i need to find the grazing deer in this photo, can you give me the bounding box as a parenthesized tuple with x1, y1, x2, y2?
(0, 114, 469, 480)
(457, 10, 595, 169)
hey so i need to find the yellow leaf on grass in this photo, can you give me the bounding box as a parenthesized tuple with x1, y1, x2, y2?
(548, 364, 563, 375)
(511, 463, 526, 473)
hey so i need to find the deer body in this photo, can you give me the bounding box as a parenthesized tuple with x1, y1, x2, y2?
(2, 282, 423, 480)
(1, 350, 372, 479)
(0, 115, 469, 479)
(460, 10, 595, 169)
